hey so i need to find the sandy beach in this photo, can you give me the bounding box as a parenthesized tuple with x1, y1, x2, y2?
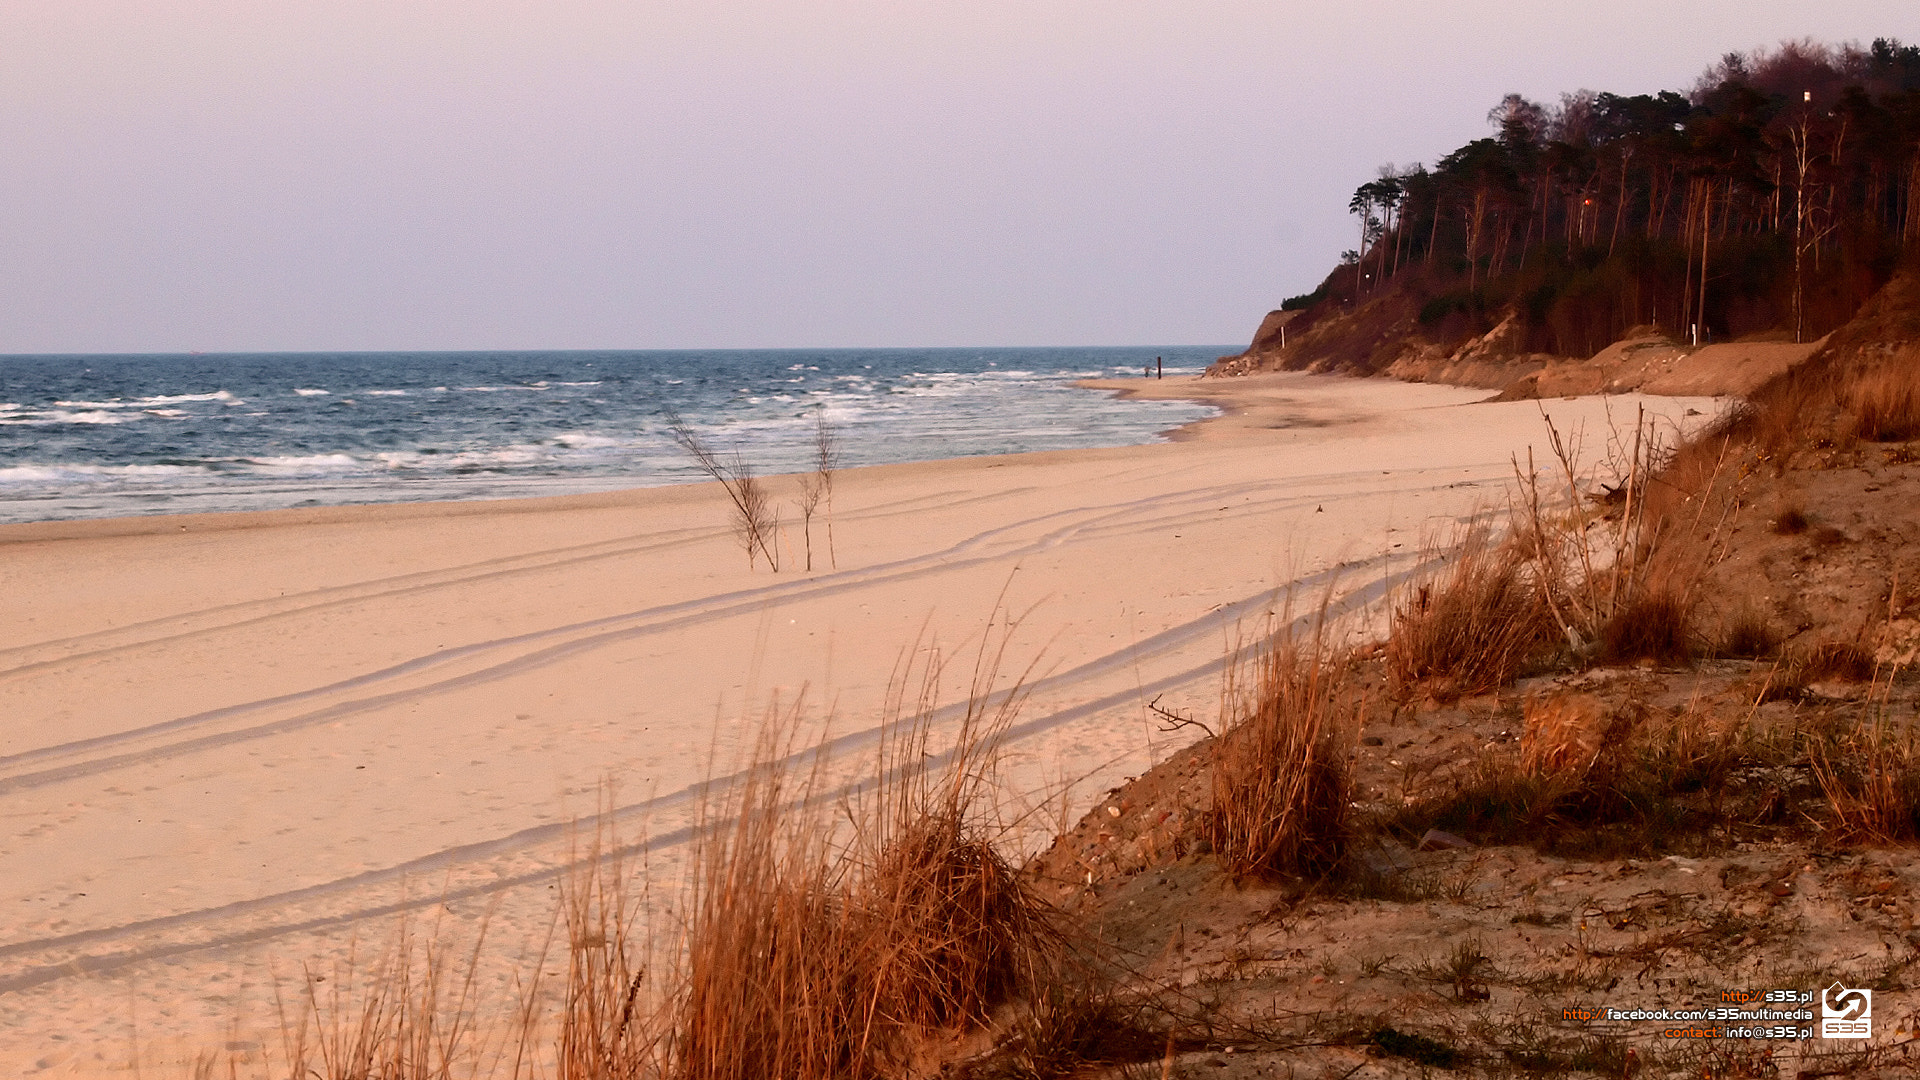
(0, 373, 1717, 1075)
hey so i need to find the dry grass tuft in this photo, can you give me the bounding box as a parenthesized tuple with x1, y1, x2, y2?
(1207, 613, 1357, 880)
(189, 629, 1067, 1080)
(1734, 345, 1920, 457)
(558, 824, 661, 1080)
(1400, 695, 1765, 857)
(1595, 583, 1694, 663)
(1794, 639, 1878, 683)
(664, 640, 1060, 1080)
(1386, 529, 1553, 700)
(1715, 605, 1779, 659)
(260, 910, 506, 1080)
(856, 696, 1057, 1034)
(1847, 362, 1920, 442)
(1817, 721, 1920, 842)
(1761, 368, 1849, 456)
(1771, 506, 1811, 535)
(669, 726, 861, 1080)
(1518, 693, 1616, 780)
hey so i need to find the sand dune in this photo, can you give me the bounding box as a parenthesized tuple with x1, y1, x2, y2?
(0, 373, 1716, 1075)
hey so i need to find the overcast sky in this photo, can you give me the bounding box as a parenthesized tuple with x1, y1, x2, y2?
(0, 2, 1912, 353)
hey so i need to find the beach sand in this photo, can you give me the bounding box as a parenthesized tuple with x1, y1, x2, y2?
(0, 373, 1717, 1075)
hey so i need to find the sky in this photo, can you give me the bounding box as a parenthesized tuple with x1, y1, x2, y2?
(0, 2, 1913, 353)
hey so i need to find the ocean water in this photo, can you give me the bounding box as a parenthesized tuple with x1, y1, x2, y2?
(0, 347, 1224, 524)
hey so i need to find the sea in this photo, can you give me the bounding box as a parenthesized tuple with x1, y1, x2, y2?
(0, 347, 1226, 524)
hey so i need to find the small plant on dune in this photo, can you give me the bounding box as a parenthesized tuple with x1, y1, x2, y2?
(666, 409, 781, 571)
(1400, 692, 1753, 856)
(998, 983, 1171, 1078)
(1793, 639, 1878, 683)
(1207, 609, 1357, 880)
(1386, 527, 1553, 700)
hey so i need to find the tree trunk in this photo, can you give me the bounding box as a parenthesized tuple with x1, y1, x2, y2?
(1698, 181, 1714, 340)
(1609, 152, 1630, 257)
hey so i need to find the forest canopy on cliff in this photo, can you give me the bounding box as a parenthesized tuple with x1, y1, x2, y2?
(1281, 38, 1920, 364)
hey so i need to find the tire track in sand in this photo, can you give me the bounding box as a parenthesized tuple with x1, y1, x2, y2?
(0, 476, 1355, 786)
(0, 552, 1432, 994)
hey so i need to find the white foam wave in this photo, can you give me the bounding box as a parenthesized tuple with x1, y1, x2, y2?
(245, 454, 359, 472)
(551, 433, 627, 450)
(0, 409, 139, 425)
(53, 390, 238, 409)
(0, 462, 208, 486)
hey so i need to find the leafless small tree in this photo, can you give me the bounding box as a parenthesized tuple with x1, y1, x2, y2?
(800, 409, 840, 570)
(665, 409, 779, 571)
(797, 466, 824, 573)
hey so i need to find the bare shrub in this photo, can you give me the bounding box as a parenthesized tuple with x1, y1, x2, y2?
(1514, 406, 1728, 665)
(796, 410, 840, 571)
(1207, 613, 1356, 880)
(1387, 528, 1553, 700)
(665, 410, 780, 571)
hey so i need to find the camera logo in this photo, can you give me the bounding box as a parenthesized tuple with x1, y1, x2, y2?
(1822, 983, 1872, 1039)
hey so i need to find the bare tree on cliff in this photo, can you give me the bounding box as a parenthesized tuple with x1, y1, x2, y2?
(1369, 167, 1407, 286)
(1348, 184, 1379, 299)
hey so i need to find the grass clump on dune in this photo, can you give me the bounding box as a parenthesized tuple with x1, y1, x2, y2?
(1846, 360, 1920, 442)
(1386, 527, 1554, 701)
(661, 645, 1060, 1080)
(1207, 611, 1357, 881)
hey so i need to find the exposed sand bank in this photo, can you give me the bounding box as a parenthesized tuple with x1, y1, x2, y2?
(0, 373, 1717, 1074)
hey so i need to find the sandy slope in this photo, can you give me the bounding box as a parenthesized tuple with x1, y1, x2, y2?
(0, 373, 1715, 1075)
